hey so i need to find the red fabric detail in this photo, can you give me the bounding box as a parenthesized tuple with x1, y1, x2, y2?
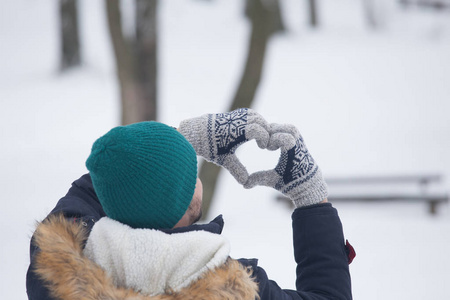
(345, 240, 356, 264)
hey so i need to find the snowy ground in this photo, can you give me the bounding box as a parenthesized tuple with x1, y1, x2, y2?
(1, 0, 450, 299)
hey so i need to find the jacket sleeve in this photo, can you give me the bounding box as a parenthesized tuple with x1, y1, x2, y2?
(26, 174, 106, 300)
(239, 203, 352, 300)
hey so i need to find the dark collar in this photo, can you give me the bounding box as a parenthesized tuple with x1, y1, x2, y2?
(159, 215, 224, 235)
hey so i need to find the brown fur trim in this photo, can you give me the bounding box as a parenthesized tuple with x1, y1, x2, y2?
(33, 215, 259, 300)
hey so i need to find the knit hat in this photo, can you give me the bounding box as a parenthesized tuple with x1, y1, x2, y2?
(86, 121, 198, 229)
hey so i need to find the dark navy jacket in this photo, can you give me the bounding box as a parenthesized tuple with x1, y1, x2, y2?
(26, 174, 352, 299)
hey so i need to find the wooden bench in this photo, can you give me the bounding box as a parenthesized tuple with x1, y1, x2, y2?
(277, 174, 448, 215)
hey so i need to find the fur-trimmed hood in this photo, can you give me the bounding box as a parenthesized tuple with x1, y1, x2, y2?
(83, 217, 232, 296)
(32, 215, 259, 300)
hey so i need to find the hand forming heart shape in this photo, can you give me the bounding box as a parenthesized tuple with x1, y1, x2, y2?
(179, 108, 328, 207)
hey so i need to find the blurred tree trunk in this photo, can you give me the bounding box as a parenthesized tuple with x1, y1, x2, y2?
(106, 0, 158, 125)
(308, 0, 318, 27)
(135, 0, 158, 122)
(59, 0, 81, 71)
(363, 0, 379, 29)
(199, 0, 284, 219)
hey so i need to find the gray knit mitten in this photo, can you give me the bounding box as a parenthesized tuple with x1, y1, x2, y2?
(244, 123, 328, 207)
(179, 108, 270, 184)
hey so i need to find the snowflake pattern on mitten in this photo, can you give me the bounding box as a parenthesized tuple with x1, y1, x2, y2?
(275, 136, 318, 191)
(211, 108, 248, 158)
(180, 108, 271, 185)
(291, 137, 316, 179)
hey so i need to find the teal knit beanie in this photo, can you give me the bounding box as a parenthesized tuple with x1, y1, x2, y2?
(86, 121, 198, 229)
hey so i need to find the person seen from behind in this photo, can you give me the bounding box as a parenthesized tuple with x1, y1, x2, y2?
(26, 108, 354, 300)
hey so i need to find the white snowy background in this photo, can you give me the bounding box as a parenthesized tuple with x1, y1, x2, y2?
(1, 0, 450, 299)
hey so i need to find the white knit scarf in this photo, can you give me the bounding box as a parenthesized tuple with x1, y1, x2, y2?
(83, 217, 230, 296)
